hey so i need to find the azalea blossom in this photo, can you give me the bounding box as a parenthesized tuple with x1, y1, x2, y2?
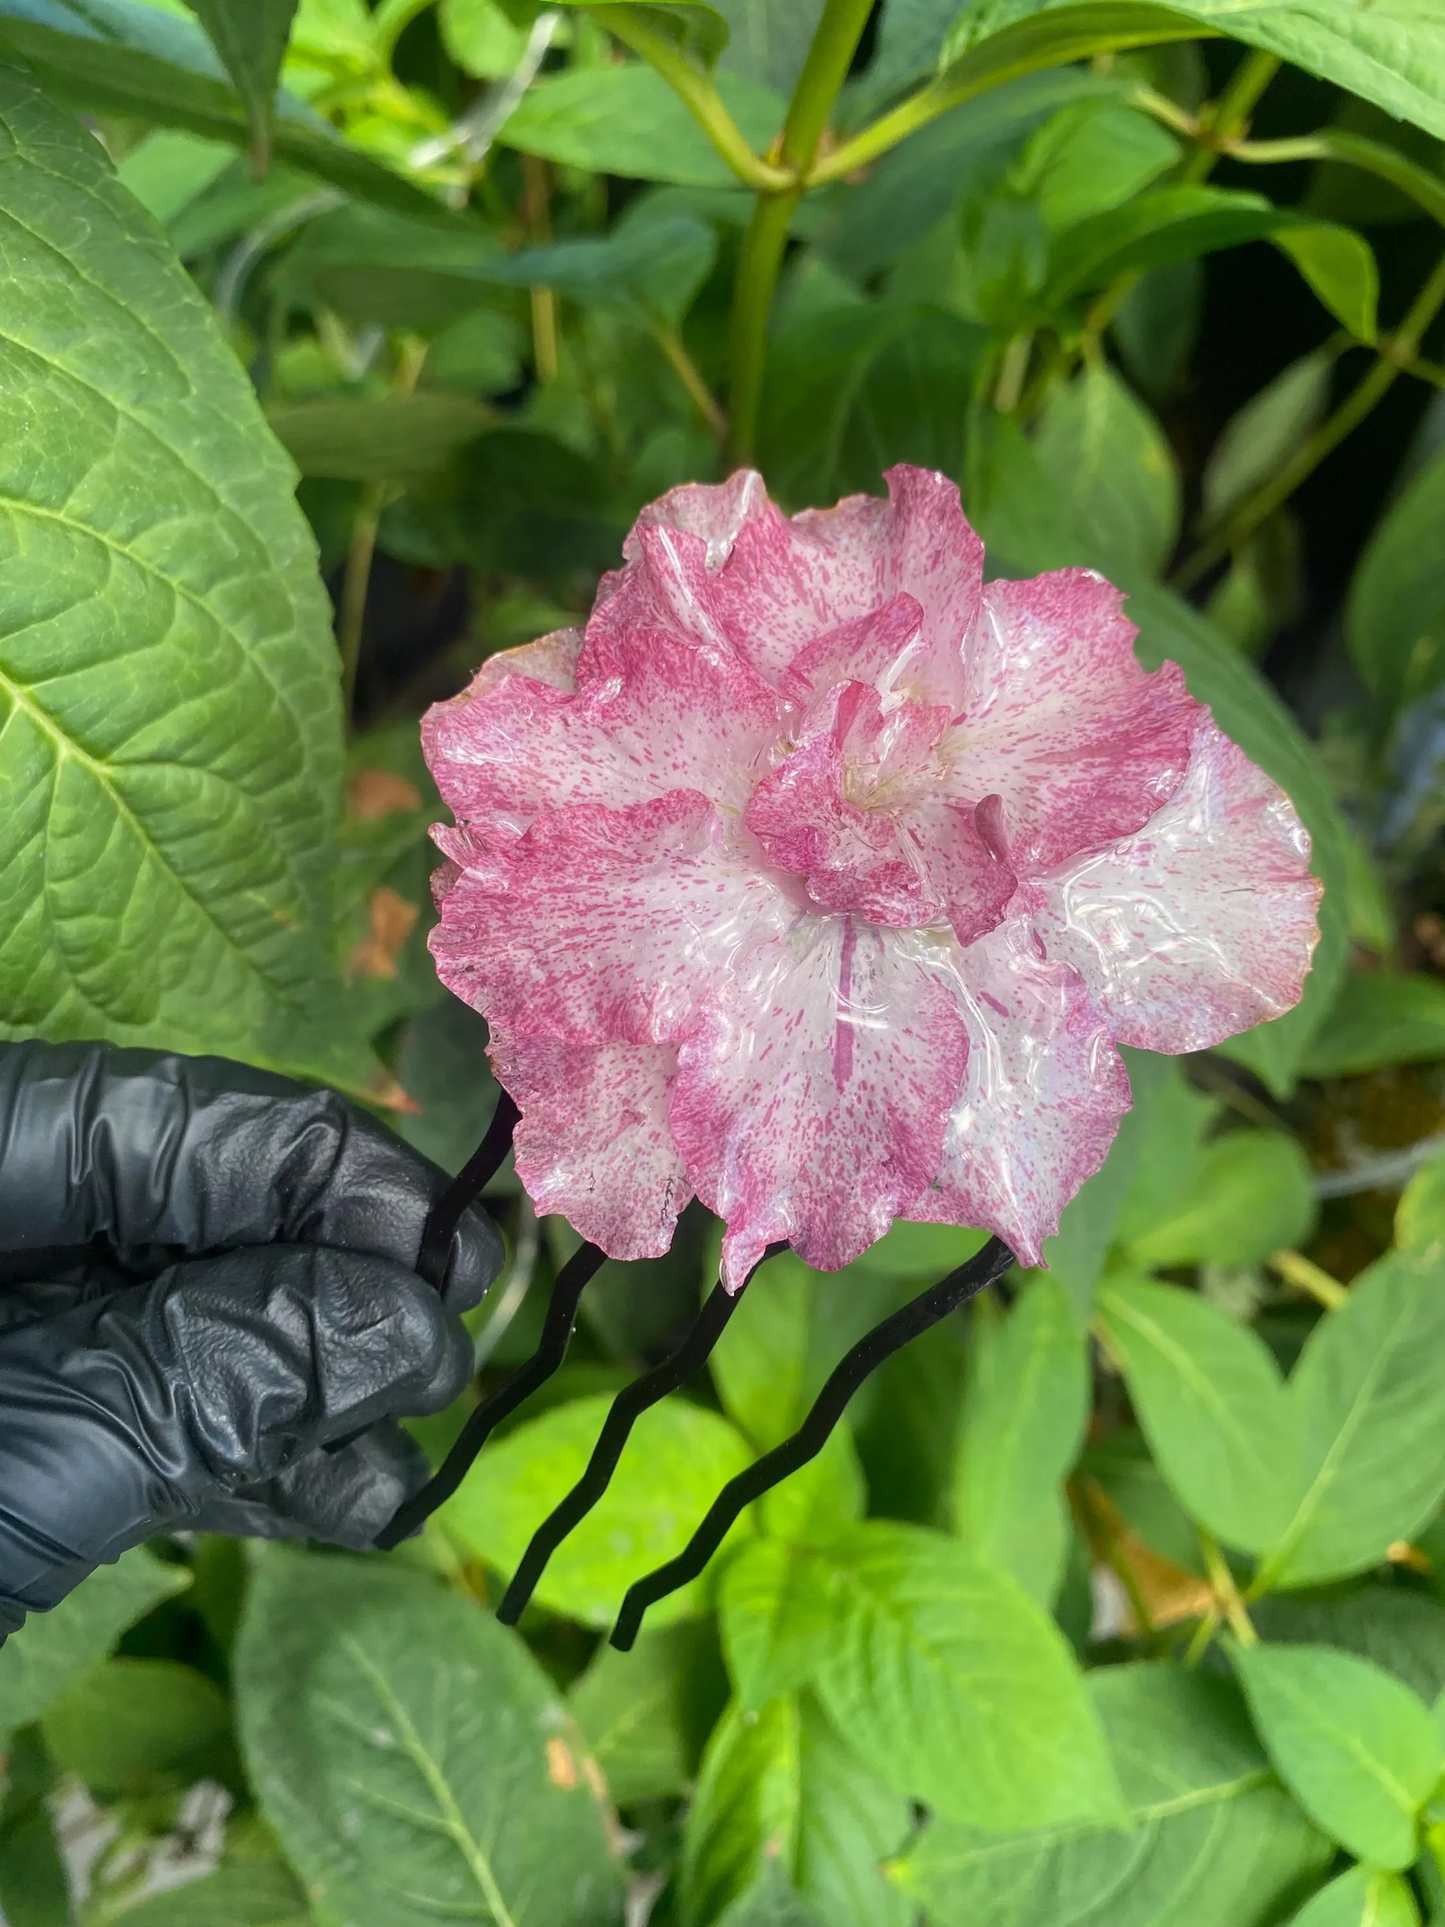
(423, 465, 1320, 1288)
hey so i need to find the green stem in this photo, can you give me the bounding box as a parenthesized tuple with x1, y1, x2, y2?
(808, 18, 1209, 187)
(726, 0, 874, 465)
(653, 324, 728, 440)
(373, 0, 436, 59)
(1226, 128, 1445, 229)
(1175, 249, 1445, 588)
(590, 5, 792, 190)
(1199, 1530, 1258, 1646)
(339, 481, 387, 723)
(727, 192, 796, 465)
(1180, 48, 1279, 182)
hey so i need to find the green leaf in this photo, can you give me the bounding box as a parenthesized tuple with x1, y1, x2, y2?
(891, 1661, 1332, 1927)
(1274, 223, 1379, 342)
(760, 301, 988, 507)
(440, 0, 533, 77)
(1018, 99, 1180, 233)
(456, 213, 719, 326)
(951, 1276, 1089, 1605)
(1231, 1640, 1441, 1868)
(98, 1855, 313, 1927)
(940, 0, 1445, 145)
(1398, 1153, 1445, 1255)
(1114, 1058, 1219, 1247)
(567, 0, 731, 65)
(809, 1520, 1124, 1829)
(1253, 1587, 1445, 1706)
(680, 1693, 912, 1927)
(184, 0, 298, 173)
(0, 0, 460, 224)
(235, 1546, 625, 1927)
(567, 1621, 707, 1804)
(720, 1539, 841, 1713)
(498, 62, 783, 185)
(1288, 1866, 1421, 1927)
(41, 1657, 232, 1795)
(1203, 353, 1335, 529)
(1300, 973, 1445, 1077)
(443, 1393, 754, 1626)
(1079, 1426, 1205, 1574)
(1126, 582, 1351, 1097)
(1347, 440, 1445, 711)
(1095, 1273, 1300, 1553)
(115, 125, 233, 224)
(715, 1866, 824, 1927)
(1262, 1246, 1445, 1589)
(0, 59, 389, 1097)
(269, 393, 494, 482)
(0, 1548, 188, 1737)
(1124, 1129, 1317, 1268)
(711, 0, 825, 95)
(1032, 362, 1180, 576)
(0, 1727, 67, 1927)
(844, 0, 964, 122)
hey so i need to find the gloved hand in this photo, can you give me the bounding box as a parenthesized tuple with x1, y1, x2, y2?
(0, 1040, 501, 1638)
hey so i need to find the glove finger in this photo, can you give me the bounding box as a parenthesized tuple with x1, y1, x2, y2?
(186, 1422, 430, 1550)
(0, 1041, 503, 1311)
(0, 1245, 472, 1619)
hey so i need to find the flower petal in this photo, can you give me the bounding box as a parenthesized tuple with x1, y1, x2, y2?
(490, 1031, 691, 1260)
(905, 921, 1130, 1266)
(430, 793, 784, 1048)
(952, 571, 1199, 874)
(424, 624, 786, 830)
(601, 465, 983, 697)
(474, 627, 583, 696)
(670, 918, 971, 1286)
(1029, 721, 1321, 1052)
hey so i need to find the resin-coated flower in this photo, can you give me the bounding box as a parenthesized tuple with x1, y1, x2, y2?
(424, 466, 1320, 1287)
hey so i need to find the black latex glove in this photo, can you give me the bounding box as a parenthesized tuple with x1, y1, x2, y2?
(0, 1040, 501, 1638)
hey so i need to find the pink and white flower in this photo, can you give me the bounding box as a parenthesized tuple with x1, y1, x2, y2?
(424, 466, 1320, 1287)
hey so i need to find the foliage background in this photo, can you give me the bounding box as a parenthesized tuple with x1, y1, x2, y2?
(0, 0, 1444, 1922)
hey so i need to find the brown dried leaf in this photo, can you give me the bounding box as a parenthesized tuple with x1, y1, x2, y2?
(347, 767, 423, 821)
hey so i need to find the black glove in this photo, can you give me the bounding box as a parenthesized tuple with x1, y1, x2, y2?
(0, 1040, 501, 1638)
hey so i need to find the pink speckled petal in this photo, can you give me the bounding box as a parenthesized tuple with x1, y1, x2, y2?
(1030, 722, 1321, 1053)
(780, 593, 927, 704)
(627, 469, 771, 572)
(424, 623, 787, 830)
(473, 627, 583, 697)
(670, 919, 971, 1287)
(904, 792, 1016, 946)
(490, 1031, 691, 1260)
(906, 921, 1131, 1266)
(951, 572, 1200, 874)
(430, 792, 786, 1048)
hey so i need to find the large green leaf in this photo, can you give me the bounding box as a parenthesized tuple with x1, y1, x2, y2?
(951, 1275, 1089, 1605)
(1261, 1246, 1445, 1589)
(1123, 1129, 1317, 1268)
(1347, 440, 1445, 713)
(1288, 1866, 1421, 1927)
(0, 1548, 188, 1738)
(497, 62, 783, 185)
(1300, 972, 1445, 1077)
(567, 1622, 705, 1805)
(760, 301, 988, 508)
(1032, 362, 1180, 577)
(0, 0, 459, 222)
(1253, 1586, 1445, 1706)
(100, 1854, 312, 1927)
(235, 1547, 626, 1927)
(41, 1656, 232, 1795)
(720, 1539, 843, 1713)
(711, 0, 825, 95)
(1096, 1273, 1300, 1553)
(1397, 1153, 1445, 1256)
(184, 0, 298, 171)
(0, 58, 387, 1093)
(1202, 352, 1335, 529)
(270, 393, 495, 482)
(443, 1393, 754, 1627)
(940, 0, 1445, 143)
(1232, 1640, 1441, 1869)
(680, 1693, 913, 1927)
(808, 1520, 1124, 1829)
(891, 1662, 1331, 1927)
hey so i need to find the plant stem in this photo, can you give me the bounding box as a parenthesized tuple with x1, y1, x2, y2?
(521, 155, 560, 382)
(1175, 249, 1445, 588)
(590, 4, 792, 191)
(1199, 1530, 1258, 1646)
(338, 481, 386, 723)
(1184, 1603, 1222, 1666)
(1225, 128, 1445, 229)
(726, 0, 874, 465)
(373, 0, 435, 59)
(1180, 48, 1279, 182)
(653, 325, 728, 440)
(1269, 1249, 1348, 1311)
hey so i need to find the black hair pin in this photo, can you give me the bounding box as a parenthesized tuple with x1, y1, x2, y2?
(381, 1097, 1014, 1646)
